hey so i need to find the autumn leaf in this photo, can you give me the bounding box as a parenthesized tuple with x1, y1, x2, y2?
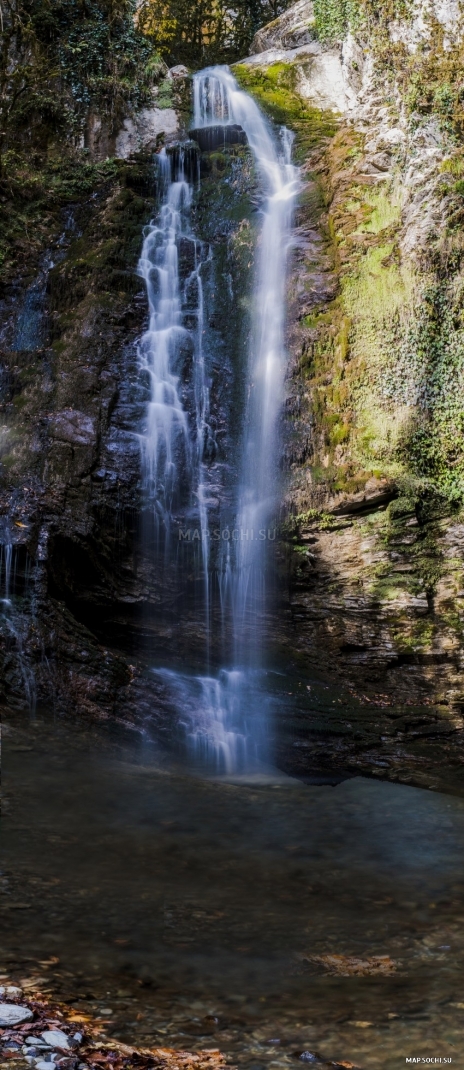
(301, 953, 398, 976)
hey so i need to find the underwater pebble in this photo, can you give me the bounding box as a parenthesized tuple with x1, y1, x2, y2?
(0, 1003, 34, 1026)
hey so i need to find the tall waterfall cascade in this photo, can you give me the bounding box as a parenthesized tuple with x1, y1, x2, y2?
(138, 66, 298, 774)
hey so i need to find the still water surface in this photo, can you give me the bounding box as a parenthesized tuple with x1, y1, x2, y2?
(1, 713, 464, 1069)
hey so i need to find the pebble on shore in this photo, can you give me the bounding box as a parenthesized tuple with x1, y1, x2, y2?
(0, 982, 361, 1070)
(0, 985, 226, 1070)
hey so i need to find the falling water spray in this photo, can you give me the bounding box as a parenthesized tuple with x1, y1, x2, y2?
(138, 68, 298, 773)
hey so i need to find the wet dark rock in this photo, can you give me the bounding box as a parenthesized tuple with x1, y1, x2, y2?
(189, 125, 247, 152)
(48, 411, 96, 448)
(177, 236, 199, 281)
(166, 143, 199, 184)
(0, 145, 256, 731)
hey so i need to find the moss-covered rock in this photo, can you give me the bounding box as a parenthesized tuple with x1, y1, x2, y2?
(234, 62, 338, 161)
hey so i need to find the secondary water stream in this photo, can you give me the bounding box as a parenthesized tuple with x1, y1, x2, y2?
(138, 67, 297, 774)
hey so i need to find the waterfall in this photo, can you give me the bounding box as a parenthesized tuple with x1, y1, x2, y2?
(139, 67, 297, 774)
(137, 150, 209, 544)
(137, 152, 192, 531)
(0, 522, 36, 712)
(194, 69, 297, 669)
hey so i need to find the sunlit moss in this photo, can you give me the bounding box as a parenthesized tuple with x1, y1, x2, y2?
(234, 63, 338, 160)
(355, 186, 402, 235)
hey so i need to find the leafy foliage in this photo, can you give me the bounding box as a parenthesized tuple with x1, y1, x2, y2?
(137, 0, 293, 67)
(0, 0, 165, 277)
(398, 283, 464, 502)
(55, 0, 162, 118)
(313, 0, 361, 42)
(0, 0, 163, 151)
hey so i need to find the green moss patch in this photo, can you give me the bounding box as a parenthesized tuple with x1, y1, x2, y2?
(234, 63, 338, 161)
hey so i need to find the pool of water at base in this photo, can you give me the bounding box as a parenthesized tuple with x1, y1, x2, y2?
(1, 711, 464, 1070)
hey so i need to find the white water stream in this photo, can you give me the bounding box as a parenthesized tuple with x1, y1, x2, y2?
(0, 524, 36, 712)
(139, 67, 297, 773)
(137, 148, 210, 558)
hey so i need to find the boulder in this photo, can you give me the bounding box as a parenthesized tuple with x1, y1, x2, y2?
(249, 0, 316, 53)
(115, 107, 179, 158)
(169, 65, 189, 78)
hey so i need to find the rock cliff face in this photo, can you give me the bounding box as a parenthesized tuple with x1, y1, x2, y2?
(0, 156, 157, 722)
(3, 0, 464, 789)
(234, 0, 464, 757)
(0, 128, 258, 733)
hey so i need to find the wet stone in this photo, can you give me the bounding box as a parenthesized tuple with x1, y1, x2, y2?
(0, 1005, 34, 1026)
(189, 125, 247, 152)
(41, 1031, 71, 1050)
